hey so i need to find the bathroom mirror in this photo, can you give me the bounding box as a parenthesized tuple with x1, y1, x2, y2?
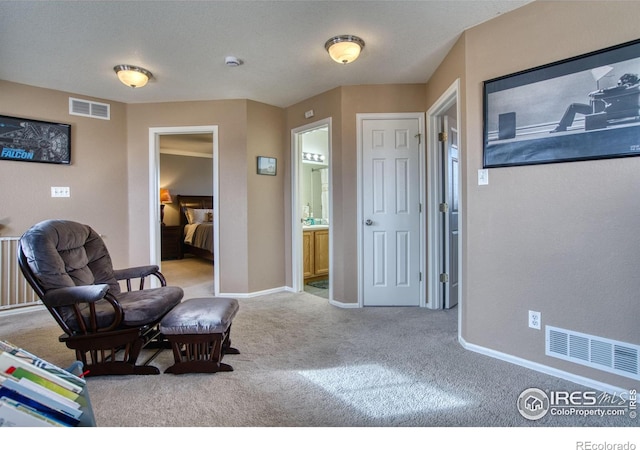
(301, 162, 329, 225)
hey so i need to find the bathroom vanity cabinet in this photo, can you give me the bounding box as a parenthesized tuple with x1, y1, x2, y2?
(303, 227, 329, 280)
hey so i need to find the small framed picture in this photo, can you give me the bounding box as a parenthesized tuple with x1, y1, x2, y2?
(257, 156, 277, 176)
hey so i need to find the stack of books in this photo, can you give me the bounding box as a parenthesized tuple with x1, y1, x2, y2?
(0, 340, 87, 427)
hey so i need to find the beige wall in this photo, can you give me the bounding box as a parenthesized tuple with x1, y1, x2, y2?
(461, 1, 640, 389)
(285, 85, 426, 303)
(246, 100, 286, 292)
(126, 99, 256, 294)
(0, 81, 129, 267)
(425, 34, 466, 109)
(1, 85, 287, 295)
(285, 87, 342, 292)
(127, 100, 286, 294)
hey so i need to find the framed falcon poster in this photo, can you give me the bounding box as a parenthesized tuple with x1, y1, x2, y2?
(0, 115, 71, 165)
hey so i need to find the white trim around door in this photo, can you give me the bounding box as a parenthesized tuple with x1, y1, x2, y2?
(148, 125, 220, 295)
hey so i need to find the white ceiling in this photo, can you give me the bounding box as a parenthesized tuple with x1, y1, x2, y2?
(0, 0, 532, 108)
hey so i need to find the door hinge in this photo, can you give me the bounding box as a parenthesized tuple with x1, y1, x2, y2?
(419, 203, 422, 213)
(419, 272, 422, 282)
(439, 202, 449, 213)
(439, 273, 449, 283)
(438, 131, 448, 142)
(415, 133, 421, 144)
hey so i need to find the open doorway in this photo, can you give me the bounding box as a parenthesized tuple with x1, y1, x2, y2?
(291, 119, 332, 300)
(427, 79, 462, 311)
(148, 126, 219, 295)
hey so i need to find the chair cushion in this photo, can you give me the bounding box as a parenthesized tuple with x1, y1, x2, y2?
(117, 286, 184, 327)
(160, 297, 239, 335)
(21, 219, 184, 334)
(20, 219, 120, 295)
(62, 286, 184, 331)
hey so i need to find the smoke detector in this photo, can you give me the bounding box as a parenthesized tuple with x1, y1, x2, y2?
(225, 56, 242, 67)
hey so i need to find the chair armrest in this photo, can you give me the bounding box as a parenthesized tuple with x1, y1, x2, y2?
(114, 265, 167, 291)
(113, 265, 159, 280)
(43, 284, 110, 308)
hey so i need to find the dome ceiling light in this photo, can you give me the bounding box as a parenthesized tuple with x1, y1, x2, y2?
(113, 64, 153, 88)
(325, 35, 365, 64)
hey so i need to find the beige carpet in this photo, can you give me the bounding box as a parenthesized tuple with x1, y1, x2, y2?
(0, 257, 635, 429)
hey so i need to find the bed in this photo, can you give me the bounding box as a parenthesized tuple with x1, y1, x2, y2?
(176, 195, 214, 262)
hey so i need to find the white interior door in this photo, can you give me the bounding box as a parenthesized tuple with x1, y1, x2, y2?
(362, 117, 422, 306)
(441, 115, 459, 309)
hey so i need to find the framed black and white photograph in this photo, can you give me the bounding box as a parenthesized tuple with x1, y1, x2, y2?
(483, 38, 640, 168)
(0, 115, 71, 165)
(257, 156, 277, 176)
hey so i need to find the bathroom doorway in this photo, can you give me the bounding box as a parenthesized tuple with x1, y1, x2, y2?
(291, 119, 331, 300)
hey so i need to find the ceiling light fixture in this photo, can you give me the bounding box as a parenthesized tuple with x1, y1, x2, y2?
(113, 64, 153, 88)
(225, 56, 242, 67)
(325, 35, 365, 64)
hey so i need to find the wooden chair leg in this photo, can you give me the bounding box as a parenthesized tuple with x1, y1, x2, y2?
(164, 331, 236, 374)
(63, 327, 163, 376)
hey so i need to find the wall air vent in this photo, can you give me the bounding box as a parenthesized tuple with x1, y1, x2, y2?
(546, 326, 640, 380)
(69, 97, 110, 120)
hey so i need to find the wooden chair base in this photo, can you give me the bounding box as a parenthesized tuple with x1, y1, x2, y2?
(159, 297, 240, 374)
(62, 325, 166, 377)
(164, 330, 238, 374)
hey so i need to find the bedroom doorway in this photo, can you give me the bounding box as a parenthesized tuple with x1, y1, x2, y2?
(291, 119, 332, 301)
(149, 125, 219, 295)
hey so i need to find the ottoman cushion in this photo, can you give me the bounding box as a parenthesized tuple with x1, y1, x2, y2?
(160, 297, 239, 335)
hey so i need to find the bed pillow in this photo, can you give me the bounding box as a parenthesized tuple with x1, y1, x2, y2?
(185, 208, 213, 224)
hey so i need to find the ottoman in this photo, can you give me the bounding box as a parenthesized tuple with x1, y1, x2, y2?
(159, 297, 240, 374)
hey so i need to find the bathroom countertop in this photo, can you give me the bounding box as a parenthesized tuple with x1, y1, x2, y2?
(302, 225, 329, 230)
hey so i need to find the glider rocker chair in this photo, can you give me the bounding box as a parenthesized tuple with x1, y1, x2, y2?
(18, 219, 184, 376)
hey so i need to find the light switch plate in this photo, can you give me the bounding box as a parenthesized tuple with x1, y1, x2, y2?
(51, 186, 70, 197)
(478, 169, 489, 185)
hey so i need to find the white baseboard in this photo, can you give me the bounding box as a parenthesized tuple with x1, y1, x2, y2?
(459, 335, 626, 395)
(218, 285, 290, 299)
(329, 299, 360, 308)
(0, 304, 46, 317)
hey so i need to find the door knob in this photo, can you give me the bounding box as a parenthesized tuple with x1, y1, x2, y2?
(365, 219, 373, 226)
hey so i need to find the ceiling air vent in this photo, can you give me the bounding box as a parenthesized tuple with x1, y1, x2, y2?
(69, 97, 110, 120)
(546, 326, 640, 380)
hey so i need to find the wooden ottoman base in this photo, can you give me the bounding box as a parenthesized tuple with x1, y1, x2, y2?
(159, 297, 240, 374)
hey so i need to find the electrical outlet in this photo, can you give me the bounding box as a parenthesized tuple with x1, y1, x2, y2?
(528, 310, 541, 330)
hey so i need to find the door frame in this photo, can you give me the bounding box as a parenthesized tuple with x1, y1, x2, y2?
(356, 112, 426, 308)
(148, 125, 220, 294)
(426, 79, 462, 310)
(290, 118, 332, 299)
